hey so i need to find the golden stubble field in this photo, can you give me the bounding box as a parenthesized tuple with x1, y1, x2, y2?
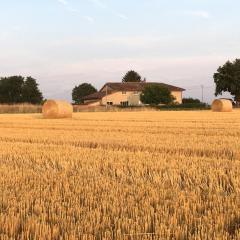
(0, 110, 240, 240)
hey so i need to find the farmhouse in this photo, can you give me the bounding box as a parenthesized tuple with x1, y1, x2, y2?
(82, 82, 185, 106)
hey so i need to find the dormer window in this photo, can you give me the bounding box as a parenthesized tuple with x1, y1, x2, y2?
(122, 91, 126, 95)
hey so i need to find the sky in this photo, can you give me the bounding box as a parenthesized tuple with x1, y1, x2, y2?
(0, 0, 240, 103)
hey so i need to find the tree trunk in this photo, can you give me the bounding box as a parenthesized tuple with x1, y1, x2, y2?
(235, 96, 240, 107)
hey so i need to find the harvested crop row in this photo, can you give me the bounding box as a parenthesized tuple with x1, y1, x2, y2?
(0, 111, 239, 239)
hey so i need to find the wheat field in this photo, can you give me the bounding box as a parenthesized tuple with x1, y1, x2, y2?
(0, 111, 239, 240)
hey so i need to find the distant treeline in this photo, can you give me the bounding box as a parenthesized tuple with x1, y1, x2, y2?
(0, 75, 203, 106)
(2, 59, 240, 105)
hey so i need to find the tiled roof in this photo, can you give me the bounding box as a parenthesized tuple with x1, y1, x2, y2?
(82, 92, 105, 100)
(82, 91, 112, 100)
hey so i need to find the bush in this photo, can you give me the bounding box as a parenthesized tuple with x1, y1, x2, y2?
(156, 103, 210, 111)
(72, 83, 97, 104)
(182, 98, 201, 104)
(140, 85, 175, 105)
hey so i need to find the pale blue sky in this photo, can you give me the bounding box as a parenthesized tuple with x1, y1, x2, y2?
(0, 0, 239, 102)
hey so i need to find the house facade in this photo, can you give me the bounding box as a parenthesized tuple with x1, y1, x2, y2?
(82, 82, 185, 106)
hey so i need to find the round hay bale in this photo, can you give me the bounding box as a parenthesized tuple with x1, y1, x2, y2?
(42, 100, 73, 119)
(211, 99, 233, 112)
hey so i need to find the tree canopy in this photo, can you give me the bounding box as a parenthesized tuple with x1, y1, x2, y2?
(122, 70, 142, 82)
(72, 83, 97, 104)
(214, 59, 240, 103)
(0, 76, 43, 104)
(22, 77, 43, 104)
(140, 85, 175, 105)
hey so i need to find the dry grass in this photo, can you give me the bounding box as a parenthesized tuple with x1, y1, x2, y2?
(0, 104, 42, 114)
(73, 105, 156, 112)
(0, 110, 240, 239)
(0, 104, 153, 114)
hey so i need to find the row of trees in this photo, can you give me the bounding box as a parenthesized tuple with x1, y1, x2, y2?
(0, 71, 201, 105)
(0, 71, 142, 105)
(0, 76, 43, 104)
(1, 60, 240, 105)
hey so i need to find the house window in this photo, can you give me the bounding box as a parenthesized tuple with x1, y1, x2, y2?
(120, 101, 129, 107)
(133, 91, 139, 95)
(122, 91, 127, 95)
(107, 102, 113, 105)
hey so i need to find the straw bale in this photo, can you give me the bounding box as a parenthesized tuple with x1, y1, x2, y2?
(42, 100, 73, 119)
(211, 99, 232, 112)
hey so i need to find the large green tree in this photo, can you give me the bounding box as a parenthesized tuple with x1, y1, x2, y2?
(0, 76, 43, 104)
(214, 59, 240, 103)
(122, 70, 142, 82)
(72, 83, 97, 104)
(140, 85, 175, 105)
(0, 76, 24, 103)
(22, 77, 43, 104)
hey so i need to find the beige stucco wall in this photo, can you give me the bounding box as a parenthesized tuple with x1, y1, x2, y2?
(84, 100, 101, 106)
(101, 91, 141, 106)
(171, 91, 183, 104)
(101, 90, 183, 105)
(85, 99, 98, 104)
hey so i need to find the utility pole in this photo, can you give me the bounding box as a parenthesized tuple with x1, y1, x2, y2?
(105, 85, 108, 109)
(201, 85, 204, 103)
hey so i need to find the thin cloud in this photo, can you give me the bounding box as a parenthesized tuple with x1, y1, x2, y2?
(83, 16, 95, 23)
(68, 7, 79, 13)
(88, 0, 106, 9)
(88, 0, 128, 20)
(185, 10, 210, 19)
(57, 0, 68, 5)
(56, 0, 77, 12)
(116, 13, 128, 20)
